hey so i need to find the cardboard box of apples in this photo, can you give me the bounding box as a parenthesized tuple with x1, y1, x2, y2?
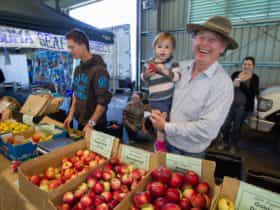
(215, 176, 280, 210)
(18, 130, 119, 210)
(47, 144, 158, 210)
(115, 152, 220, 210)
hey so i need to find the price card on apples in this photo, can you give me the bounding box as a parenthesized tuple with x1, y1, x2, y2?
(22, 114, 34, 126)
(166, 153, 202, 176)
(90, 130, 114, 159)
(120, 145, 150, 170)
(235, 181, 280, 210)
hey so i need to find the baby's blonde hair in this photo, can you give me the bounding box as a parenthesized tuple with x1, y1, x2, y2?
(152, 32, 176, 49)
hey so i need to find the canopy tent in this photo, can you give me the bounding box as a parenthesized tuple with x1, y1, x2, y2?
(0, 0, 114, 44)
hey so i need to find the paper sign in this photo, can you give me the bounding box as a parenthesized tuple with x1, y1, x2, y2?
(90, 130, 114, 159)
(37, 124, 55, 133)
(166, 153, 202, 176)
(22, 114, 34, 126)
(235, 181, 280, 210)
(120, 145, 150, 170)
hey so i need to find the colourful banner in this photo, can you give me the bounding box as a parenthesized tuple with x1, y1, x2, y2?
(0, 25, 112, 54)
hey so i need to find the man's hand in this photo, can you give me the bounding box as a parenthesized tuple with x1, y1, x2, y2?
(150, 110, 167, 131)
(83, 124, 92, 134)
(64, 115, 73, 129)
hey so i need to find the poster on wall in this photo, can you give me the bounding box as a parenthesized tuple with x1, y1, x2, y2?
(33, 50, 73, 95)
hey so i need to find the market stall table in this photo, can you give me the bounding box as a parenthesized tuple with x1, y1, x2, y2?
(0, 155, 38, 210)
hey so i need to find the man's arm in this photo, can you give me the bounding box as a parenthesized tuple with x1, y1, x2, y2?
(64, 94, 76, 129)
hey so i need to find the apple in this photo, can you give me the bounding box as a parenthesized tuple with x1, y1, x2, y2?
(190, 193, 206, 209)
(153, 197, 168, 210)
(80, 195, 93, 207)
(74, 188, 86, 199)
(121, 174, 133, 185)
(170, 172, 184, 188)
(131, 180, 139, 190)
(49, 179, 61, 189)
(141, 204, 155, 210)
(101, 191, 113, 202)
(93, 195, 105, 206)
(78, 182, 88, 192)
(110, 157, 120, 165)
(83, 149, 90, 157)
(29, 175, 41, 186)
(196, 182, 210, 194)
(73, 160, 84, 171)
(96, 203, 109, 210)
(62, 161, 73, 170)
(115, 192, 127, 202)
(131, 169, 143, 181)
(102, 171, 112, 181)
(103, 181, 110, 192)
(11, 160, 21, 173)
(88, 188, 96, 199)
(39, 184, 49, 192)
(183, 171, 199, 187)
(162, 203, 182, 210)
(58, 203, 71, 210)
(151, 167, 171, 184)
(183, 188, 197, 200)
(108, 199, 119, 209)
(7, 136, 15, 144)
(88, 151, 96, 160)
(62, 168, 74, 181)
(94, 182, 104, 194)
(149, 182, 166, 197)
(110, 178, 121, 190)
(133, 191, 151, 208)
(203, 194, 211, 209)
(217, 198, 235, 210)
(76, 149, 84, 157)
(32, 133, 41, 143)
(166, 188, 181, 203)
(92, 168, 103, 179)
(120, 184, 129, 193)
(45, 167, 55, 179)
(87, 177, 97, 188)
(89, 160, 98, 168)
(63, 192, 75, 204)
(179, 197, 191, 210)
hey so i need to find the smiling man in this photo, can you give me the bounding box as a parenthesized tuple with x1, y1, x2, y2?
(64, 29, 112, 133)
(150, 16, 239, 158)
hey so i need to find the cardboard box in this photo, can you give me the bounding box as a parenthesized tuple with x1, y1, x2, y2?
(47, 143, 158, 210)
(20, 94, 52, 117)
(115, 152, 220, 210)
(42, 97, 64, 115)
(18, 130, 120, 210)
(214, 176, 280, 210)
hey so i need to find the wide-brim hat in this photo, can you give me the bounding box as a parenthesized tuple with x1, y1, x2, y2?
(187, 16, 238, 50)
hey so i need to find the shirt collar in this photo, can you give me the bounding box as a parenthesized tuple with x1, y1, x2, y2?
(187, 60, 219, 78)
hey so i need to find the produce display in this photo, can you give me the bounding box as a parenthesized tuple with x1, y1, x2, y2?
(131, 167, 212, 210)
(26, 149, 106, 192)
(0, 120, 32, 134)
(217, 197, 235, 210)
(57, 157, 148, 210)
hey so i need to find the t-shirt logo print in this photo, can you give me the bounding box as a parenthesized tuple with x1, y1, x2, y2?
(98, 76, 108, 89)
(74, 73, 89, 100)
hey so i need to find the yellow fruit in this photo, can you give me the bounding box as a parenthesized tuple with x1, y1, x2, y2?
(217, 198, 235, 210)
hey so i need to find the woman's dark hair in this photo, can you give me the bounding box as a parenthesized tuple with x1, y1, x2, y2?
(243, 56, 255, 66)
(66, 29, 90, 51)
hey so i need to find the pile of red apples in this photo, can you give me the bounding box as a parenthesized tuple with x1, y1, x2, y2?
(131, 167, 212, 210)
(57, 157, 148, 210)
(27, 149, 106, 192)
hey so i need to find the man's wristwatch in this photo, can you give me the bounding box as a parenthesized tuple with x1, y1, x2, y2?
(88, 119, 96, 128)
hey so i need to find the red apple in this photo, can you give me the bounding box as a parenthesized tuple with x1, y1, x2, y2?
(166, 188, 181, 203)
(93, 195, 105, 206)
(78, 182, 88, 192)
(76, 149, 84, 157)
(162, 203, 182, 210)
(149, 182, 166, 197)
(62, 161, 73, 170)
(92, 168, 103, 179)
(32, 133, 41, 143)
(133, 191, 151, 208)
(190, 193, 206, 209)
(110, 178, 121, 190)
(183, 171, 199, 187)
(120, 184, 129, 193)
(74, 188, 86, 199)
(110, 157, 120, 165)
(88, 188, 96, 199)
(87, 177, 96, 188)
(121, 174, 133, 185)
(73, 160, 84, 171)
(83, 149, 90, 157)
(10, 160, 21, 173)
(89, 160, 98, 168)
(179, 197, 191, 210)
(102, 171, 112, 181)
(153, 197, 168, 210)
(170, 172, 184, 188)
(59, 203, 71, 210)
(29, 175, 41, 186)
(203, 194, 211, 209)
(80, 195, 93, 207)
(183, 188, 197, 200)
(196, 182, 210, 194)
(49, 179, 61, 189)
(45, 167, 55, 179)
(63, 192, 75, 204)
(96, 203, 109, 210)
(151, 167, 171, 184)
(101, 191, 113, 202)
(94, 182, 104, 194)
